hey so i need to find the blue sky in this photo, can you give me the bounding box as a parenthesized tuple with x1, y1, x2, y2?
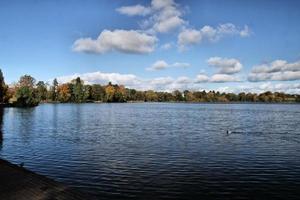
(1, 0, 300, 93)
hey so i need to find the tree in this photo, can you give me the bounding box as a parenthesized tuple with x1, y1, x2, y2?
(105, 84, 116, 102)
(19, 74, 36, 87)
(36, 81, 47, 101)
(0, 69, 7, 103)
(126, 89, 137, 101)
(145, 90, 158, 102)
(173, 90, 184, 101)
(91, 84, 105, 101)
(83, 85, 92, 101)
(114, 85, 126, 102)
(296, 95, 300, 102)
(57, 84, 72, 103)
(14, 75, 39, 107)
(51, 78, 58, 101)
(72, 77, 85, 103)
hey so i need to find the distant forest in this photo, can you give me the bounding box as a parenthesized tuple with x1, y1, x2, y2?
(0, 70, 299, 107)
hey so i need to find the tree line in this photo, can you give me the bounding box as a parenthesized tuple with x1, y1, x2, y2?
(0, 70, 299, 107)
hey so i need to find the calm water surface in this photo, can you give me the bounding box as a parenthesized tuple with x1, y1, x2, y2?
(0, 103, 300, 199)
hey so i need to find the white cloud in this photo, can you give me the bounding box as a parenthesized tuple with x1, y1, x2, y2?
(178, 29, 202, 48)
(160, 42, 173, 50)
(176, 76, 192, 84)
(178, 23, 250, 49)
(118, 0, 186, 34)
(152, 15, 185, 33)
(248, 59, 300, 81)
(147, 60, 169, 71)
(195, 74, 210, 83)
(75, 1, 251, 56)
(55, 72, 192, 92)
(151, 0, 175, 10)
(195, 73, 240, 83)
(147, 0, 186, 33)
(240, 25, 251, 37)
(207, 57, 243, 74)
(53, 71, 300, 94)
(146, 60, 190, 71)
(232, 82, 300, 94)
(210, 74, 240, 82)
(73, 29, 157, 54)
(172, 62, 190, 68)
(56, 71, 141, 86)
(116, 5, 151, 16)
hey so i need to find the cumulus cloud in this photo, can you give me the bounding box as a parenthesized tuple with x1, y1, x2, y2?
(118, 0, 186, 34)
(207, 57, 243, 74)
(146, 60, 190, 71)
(147, 60, 169, 71)
(195, 74, 210, 83)
(56, 71, 141, 86)
(195, 73, 240, 83)
(73, 29, 157, 54)
(54, 71, 195, 91)
(53, 71, 300, 94)
(178, 29, 202, 47)
(230, 82, 300, 94)
(151, 0, 175, 10)
(74, 0, 252, 56)
(248, 60, 300, 81)
(210, 74, 240, 82)
(116, 5, 151, 16)
(178, 23, 250, 49)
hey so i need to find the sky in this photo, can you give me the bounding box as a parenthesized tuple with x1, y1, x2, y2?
(1, 0, 300, 93)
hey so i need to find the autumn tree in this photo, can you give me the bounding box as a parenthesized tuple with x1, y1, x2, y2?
(57, 83, 72, 103)
(14, 75, 39, 107)
(105, 83, 116, 102)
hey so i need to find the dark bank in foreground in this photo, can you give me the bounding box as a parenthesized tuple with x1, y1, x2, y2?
(1, 70, 300, 107)
(0, 159, 96, 200)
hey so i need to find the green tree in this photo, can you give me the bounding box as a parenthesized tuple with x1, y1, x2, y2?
(72, 77, 85, 103)
(91, 84, 106, 101)
(14, 75, 39, 107)
(83, 85, 92, 101)
(296, 95, 300, 102)
(36, 81, 48, 101)
(173, 90, 184, 101)
(0, 69, 7, 103)
(51, 78, 58, 101)
(145, 90, 158, 102)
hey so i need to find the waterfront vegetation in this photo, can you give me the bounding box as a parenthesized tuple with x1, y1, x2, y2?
(0, 70, 300, 107)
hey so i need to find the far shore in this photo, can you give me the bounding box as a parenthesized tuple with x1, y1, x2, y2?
(2, 101, 299, 109)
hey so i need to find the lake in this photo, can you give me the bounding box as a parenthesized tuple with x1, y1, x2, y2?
(0, 103, 300, 199)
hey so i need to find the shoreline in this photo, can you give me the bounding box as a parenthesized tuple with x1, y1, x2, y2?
(0, 158, 97, 200)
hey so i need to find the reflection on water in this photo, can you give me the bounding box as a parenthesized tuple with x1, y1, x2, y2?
(0, 106, 3, 150)
(0, 103, 300, 200)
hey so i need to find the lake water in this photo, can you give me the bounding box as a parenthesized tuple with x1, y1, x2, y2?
(0, 103, 300, 199)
